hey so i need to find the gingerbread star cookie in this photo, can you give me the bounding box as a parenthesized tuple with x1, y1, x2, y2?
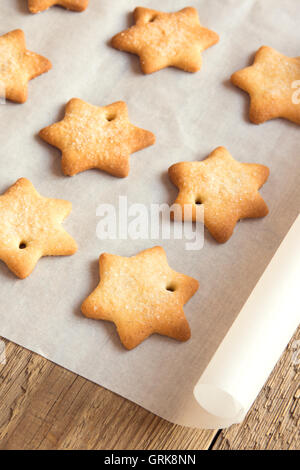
(28, 0, 88, 13)
(81, 246, 199, 350)
(111, 7, 219, 74)
(231, 46, 300, 125)
(0, 178, 77, 279)
(0, 29, 51, 103)
(39, 99, 155, 177)
(168, 147, 269, 243)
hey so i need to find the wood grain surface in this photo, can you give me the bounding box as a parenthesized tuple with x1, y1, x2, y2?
(0, 326, 299, 450)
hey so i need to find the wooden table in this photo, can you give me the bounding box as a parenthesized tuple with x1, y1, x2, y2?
(0, 327, 299, 450)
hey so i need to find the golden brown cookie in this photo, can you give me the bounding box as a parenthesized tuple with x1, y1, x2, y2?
(168, 147, 269, 243)
(28, 0, 88, 13)
(81, 246, 199, 350)
(0, 29, 51, 103)
(231, 46, 300, 125)
(0, 178, 77, 279)
(39, 98, 155, 177)
(111, 7, 219, 74)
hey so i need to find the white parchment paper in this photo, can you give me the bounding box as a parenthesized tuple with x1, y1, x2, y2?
(0, 0, 299, 428)
(194, 216, 300, 428)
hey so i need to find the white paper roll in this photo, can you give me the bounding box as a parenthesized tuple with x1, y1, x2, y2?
(194, 215, 300, 429)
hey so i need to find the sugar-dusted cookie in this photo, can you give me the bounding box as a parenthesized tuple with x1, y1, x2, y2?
(0, 178, 77, 279)
(0, 29, 51, 104)
(168, 147, 269, 243)
(111, 7, 219, 74)
(81, 246, 199, 350)
(28, 0, 88, 13)
(39, 99, 155, 178)
(231, 46, 300, 125)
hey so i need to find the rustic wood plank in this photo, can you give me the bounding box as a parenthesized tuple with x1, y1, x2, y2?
(1, 325, 298, 450)
(212, 326, 300, 450)
(0, 338, 216, 450)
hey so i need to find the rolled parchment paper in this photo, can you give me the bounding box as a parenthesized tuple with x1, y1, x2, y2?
(194, 215, 300, 429)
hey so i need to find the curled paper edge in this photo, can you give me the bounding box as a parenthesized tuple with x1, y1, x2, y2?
(193, 215, 300, 429)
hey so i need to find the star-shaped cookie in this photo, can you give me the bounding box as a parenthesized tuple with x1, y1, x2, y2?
(0, 29, 52, 103)
(111, 7, 219, 74)
(231, 46, 300, 125)
(28, 0, 88, 13)
(39, 99, 155, 177)
(0, 178, 77, 279)
(81, 246, 199, 350)
(168, 147, 269, 243)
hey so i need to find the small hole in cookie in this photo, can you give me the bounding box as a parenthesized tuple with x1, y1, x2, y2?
(106, 113, 116, 122)
(19, 242, 27, 249)
(195, 198, 202, 205)
(149, 16, 157, 22)
(166, 284, 176, 292)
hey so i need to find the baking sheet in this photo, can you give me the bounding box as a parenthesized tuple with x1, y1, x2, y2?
(0, 0, 299, 428)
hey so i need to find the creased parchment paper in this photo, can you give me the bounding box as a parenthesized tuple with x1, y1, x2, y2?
(0, 0, 299, 429)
